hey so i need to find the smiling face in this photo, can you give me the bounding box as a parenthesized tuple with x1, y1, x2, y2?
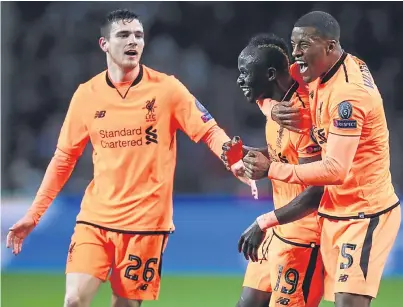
(99, 18, 144, 70)
(237, 46, 275, 103)
(291, 26, 333, 83)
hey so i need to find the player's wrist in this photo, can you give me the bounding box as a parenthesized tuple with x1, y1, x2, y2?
(256, 211, 279, 231)
(25, 210, 39, 226)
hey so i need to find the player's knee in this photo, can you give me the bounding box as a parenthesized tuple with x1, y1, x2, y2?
(335, 292, 371, 307)
(64, 293, 85, 307)
(111, 293, 142, 307)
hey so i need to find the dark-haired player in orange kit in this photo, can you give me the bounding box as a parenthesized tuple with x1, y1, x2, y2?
(6, 9, 255, 307)
(225, 33, 324, 307)
(235, 11, 401, 307)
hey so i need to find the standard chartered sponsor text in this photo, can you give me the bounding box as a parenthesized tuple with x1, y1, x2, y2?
(99, 127, 143, 148)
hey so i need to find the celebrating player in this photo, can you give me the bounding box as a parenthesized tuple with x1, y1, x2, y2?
(6, 9, 253, 307)
(237, 11, 401, 307)
(230, 33, 324, 307)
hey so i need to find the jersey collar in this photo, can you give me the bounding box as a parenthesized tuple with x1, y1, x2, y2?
(106, 64, 144, 89)
(256, 78, 299, 107)
(320, 52, 348, 84)
(282, 80, 299, 102)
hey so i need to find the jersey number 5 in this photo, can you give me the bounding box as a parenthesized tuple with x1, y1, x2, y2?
(124, 254, 158, 282)
(340, 243, 357, 269)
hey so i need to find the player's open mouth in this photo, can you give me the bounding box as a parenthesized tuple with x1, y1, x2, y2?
(296, 60, 308, 74)
(125, 50, 138, 56)
(241, 87, 251, 97)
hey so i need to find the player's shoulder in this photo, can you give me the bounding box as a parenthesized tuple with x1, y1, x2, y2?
(142, 65, 184, 90)
(329, 55, 380, 107)
(142, 65, 170, 83)
(77, 70, 108, 95)
(341, 54, 380, 96)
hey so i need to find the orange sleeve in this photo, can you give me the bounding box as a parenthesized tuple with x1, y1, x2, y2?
(170, 77, 217, 143)
(26, 86, 89, 224)
(200, 125, 231, 158)
(328, 84, 371, 137)
(27, 149, 78, 224)
(268, 131, 359, 185)
(57, 85, 90, 156)
(268, 84, 371, 185)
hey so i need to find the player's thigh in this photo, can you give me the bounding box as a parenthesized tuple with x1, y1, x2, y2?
(110, 293, 142, 307)
(65, 273, 103, 307)
(320, 217, 341, 302)
(269, 234, 323, 307)
(241, 231, 274, 294)
(66, 223, 113, 281)
(327, 206, 400, 302)
(236, 287, 272, 307)
(110, 233, 168, 301)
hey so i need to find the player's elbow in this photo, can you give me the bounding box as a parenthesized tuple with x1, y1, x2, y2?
(325, 158, 348, 185)
(331, 175, 344, 185)
(337, 168, 349, 184)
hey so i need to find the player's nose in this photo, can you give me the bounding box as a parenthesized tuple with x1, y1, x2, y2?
(292, 46, 303, 59)
(127, 34, 137, 45)
(237, 76, 244, 86)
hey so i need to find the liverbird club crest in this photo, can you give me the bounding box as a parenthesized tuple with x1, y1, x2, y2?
(143, 98, 157, 122)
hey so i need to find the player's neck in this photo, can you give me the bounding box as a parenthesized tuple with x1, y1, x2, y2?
(107, 62, 140, 83)
(274, 74, 293, 101)
(323, 46, 344, 76)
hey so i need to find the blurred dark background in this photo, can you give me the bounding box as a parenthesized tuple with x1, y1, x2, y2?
(2, 1, 403, 198)
(2, 4, 403, 306)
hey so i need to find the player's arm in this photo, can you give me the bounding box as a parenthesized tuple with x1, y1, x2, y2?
(170, 77, 257, 196)
(256, 156, 324, 231)
(270, 63, 312, 133)
(267, 91, 368, 186)
(238, 154, 323, 261)
(245, 128, 324, 230)
(7, 86, 89, 254)
(169, 76, 243, 161)
(27, 86, 89, 224)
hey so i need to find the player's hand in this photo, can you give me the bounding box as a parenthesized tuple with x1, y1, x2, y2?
(221, 136, 245, 170)
(230, 160, 259, 199)
(238, 220, 265, 262)
(243, 151, 271, 180)
(271, 101, 304, 133)
(6, 215, 36, 255)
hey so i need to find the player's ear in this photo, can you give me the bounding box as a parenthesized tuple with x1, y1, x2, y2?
(267, 67, 276, 82)
(99, 37, 108, 53)
(327, 40, 337, 54)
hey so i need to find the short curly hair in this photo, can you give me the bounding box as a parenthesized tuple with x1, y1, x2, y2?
(100, 9, 141, 39)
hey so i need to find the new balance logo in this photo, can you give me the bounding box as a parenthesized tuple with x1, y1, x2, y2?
(276, 297, 290, 306)
(145, 126, 158, 144)
(94, 110, 106, 118)
(137, 284, 149, 291)
(68, 242, 76, 254)
(309, 91, 314, 99)
(338, 274, 349, 282)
